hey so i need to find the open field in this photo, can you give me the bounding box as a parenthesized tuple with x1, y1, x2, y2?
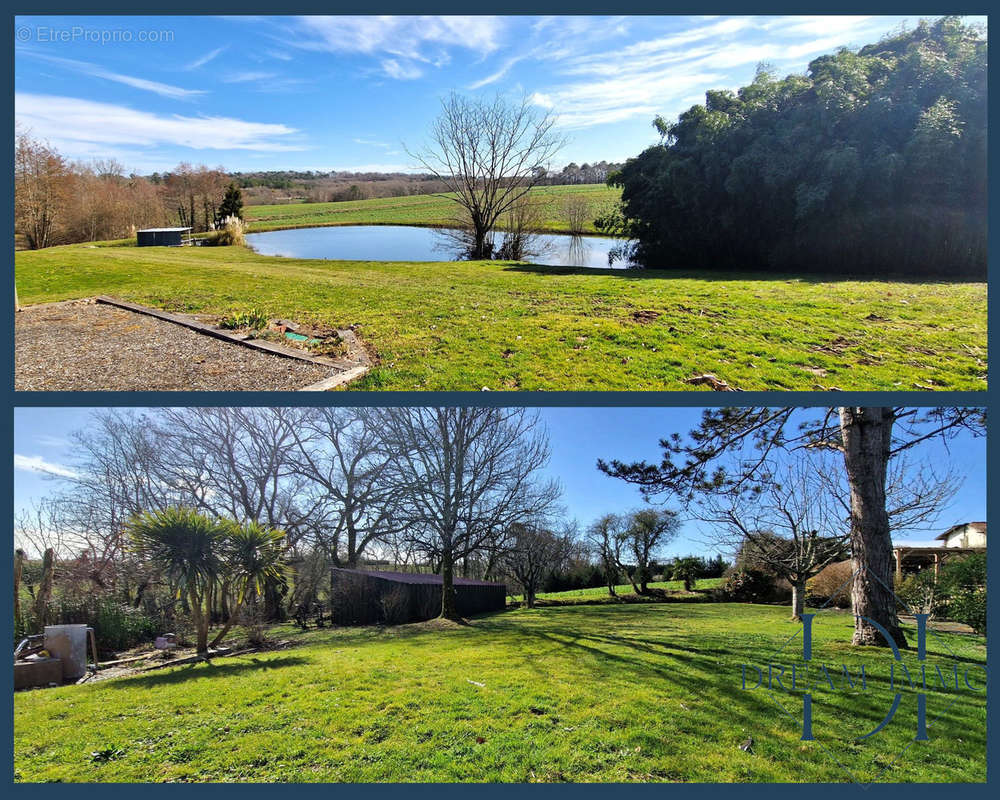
(13, 603, 986, 783)
(244, 185, 621, 234)
(15, 242, 986, 390)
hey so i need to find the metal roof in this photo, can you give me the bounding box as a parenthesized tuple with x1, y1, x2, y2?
(332, 567, 503, 587)
(138, 227, 192, 232)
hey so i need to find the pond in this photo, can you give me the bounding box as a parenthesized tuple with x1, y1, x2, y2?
(245, 225, 630, 269)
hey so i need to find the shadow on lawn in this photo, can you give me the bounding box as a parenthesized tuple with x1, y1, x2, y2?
(500, 263, 985, 285)
(107, 656, 309, 689)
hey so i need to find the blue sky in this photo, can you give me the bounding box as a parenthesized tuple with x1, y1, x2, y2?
(13, 407, 987, 557)
(13, 14, 983, 174)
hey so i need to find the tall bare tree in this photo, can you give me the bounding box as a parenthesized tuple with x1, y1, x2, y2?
(15, 130, 69, 249)
(379, 407, 561, 619)
(700, 458, 850, 619)
(501, 521, 575, 608)
(409, 92, 565, 259)
(286, 407, 401, 569)
(585, 514, 626, 596)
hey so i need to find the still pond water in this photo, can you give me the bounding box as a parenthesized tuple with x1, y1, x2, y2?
(245, 225, 628, 269)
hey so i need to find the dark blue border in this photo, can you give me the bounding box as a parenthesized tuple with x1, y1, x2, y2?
(4, 3, 996, 794)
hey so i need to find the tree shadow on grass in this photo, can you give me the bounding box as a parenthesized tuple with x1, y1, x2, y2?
(107, 656, 309, 689)
(500, 263, 984, 286)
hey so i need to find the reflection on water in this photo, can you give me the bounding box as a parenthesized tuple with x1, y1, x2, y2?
(245, 225, 632, 270)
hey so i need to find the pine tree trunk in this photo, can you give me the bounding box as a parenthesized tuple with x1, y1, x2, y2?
(840, 407, 907, 648)
(440, 551, 459, 620)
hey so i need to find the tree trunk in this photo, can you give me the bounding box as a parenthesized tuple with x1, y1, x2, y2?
(791, 579, 806, 620)
(190, 588, 209, 655)
(840, 407, 906, 648)
(14, 549, 25, 632)
(525, 588, 536, 609)
(440, 551, 460, 620)
(33, 548, 55, 630)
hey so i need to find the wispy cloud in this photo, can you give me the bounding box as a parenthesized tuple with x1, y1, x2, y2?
(20, 51, 205, 100)
(222, 71, 277, 83)
(272, 16, 506, 81)
(15, 93, 306, 154)
(14, 454, 76, 479)
(186, 46, 227, 70)
(34, 435, 70, 448)
(523, 15, 903, 130)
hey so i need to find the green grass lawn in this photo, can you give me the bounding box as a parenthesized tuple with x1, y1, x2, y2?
(15, 241, 986, 390)
(244, 185, 620, 234)
(522, 577, 724, 602)
(13, 603, 985, 783)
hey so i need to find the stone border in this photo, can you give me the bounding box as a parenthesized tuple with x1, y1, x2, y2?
(88, 296, 371, 390)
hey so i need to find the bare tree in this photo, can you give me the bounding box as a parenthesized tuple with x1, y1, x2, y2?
(15, 130, 69, 249)
(378, 407, 561, 619)
(700, 458, 850, 619)
(286, 407, 402, 569)
(501, 521, 575, 608)
(585, 514, 625, 596)
(409, 92, 565, 259)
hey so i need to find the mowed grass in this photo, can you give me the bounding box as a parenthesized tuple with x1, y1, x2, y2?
(13, 603, 985, 783)
(526, 578, 724, 601)
(15, 242, 986, 390)
(244, 185, 620, 234)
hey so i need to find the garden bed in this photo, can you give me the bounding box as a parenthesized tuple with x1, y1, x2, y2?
(15, 297, 371, 391)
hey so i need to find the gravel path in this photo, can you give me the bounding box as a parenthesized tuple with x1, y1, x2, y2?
(16, 299, 334, 391)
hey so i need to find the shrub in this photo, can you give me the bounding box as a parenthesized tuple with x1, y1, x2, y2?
(562, 195, 590, 235)
(379, 586, 410, 625)
(220, 308, 269, 331)
(938, 553, 986, 634)
(723, 569, 778, 603)
(806, 560, 854, 608)
(895, 570, 941, 617)
(202, 215, 246, 247)
(28, 596, 160, 654)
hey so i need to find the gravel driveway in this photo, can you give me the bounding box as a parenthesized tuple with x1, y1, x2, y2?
(16, 299, 335, 391)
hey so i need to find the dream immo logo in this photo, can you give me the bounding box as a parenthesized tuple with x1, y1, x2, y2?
(738, 567, 986, 783)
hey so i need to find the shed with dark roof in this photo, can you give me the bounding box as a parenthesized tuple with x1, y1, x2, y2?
(329, 568, 506, 625)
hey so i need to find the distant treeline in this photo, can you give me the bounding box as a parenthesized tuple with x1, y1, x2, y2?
(220, 161, 622, 205)
(603, 17, 986, 278)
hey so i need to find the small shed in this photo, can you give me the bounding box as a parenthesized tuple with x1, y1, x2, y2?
(137, 227, 192, 247)
(329, 568, 506, 625)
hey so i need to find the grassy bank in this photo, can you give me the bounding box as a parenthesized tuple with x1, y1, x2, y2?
(13, 603, 985, 782)
(15, 242, 986, 390)
(244, 184, 620, 234)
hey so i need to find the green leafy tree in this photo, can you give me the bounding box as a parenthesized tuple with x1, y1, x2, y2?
(670, 556, 703, 592)
(606, 17, 986, 277)
(217, 182, 244, 221)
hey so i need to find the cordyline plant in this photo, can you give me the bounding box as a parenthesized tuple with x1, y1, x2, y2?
(128, 507, 285, 655)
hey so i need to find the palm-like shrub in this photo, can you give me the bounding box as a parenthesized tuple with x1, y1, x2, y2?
(210, 521, 286, 648)
(128, 507, 226, 654)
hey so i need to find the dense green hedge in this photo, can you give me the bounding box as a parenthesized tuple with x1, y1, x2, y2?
(605, 17, 986, 277)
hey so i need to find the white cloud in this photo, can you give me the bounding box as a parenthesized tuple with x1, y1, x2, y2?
(186, 46, 227, 70)
(15, 93, 306, 154)
(14, 454, 76, 479)
(380, 59, 422, 81)
(275, 16, 506, 80)
(20, 52, 205, 100)
(222, 71, 277, 83)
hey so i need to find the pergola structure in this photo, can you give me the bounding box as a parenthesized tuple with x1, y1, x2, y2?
(892, 545, 985, 582)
